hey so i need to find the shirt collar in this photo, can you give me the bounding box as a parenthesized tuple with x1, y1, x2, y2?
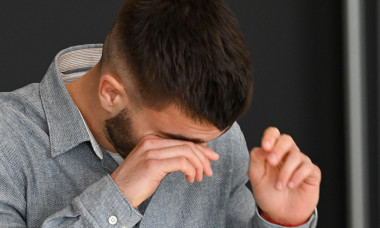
(77, 109, 104, 160)
(40, 44, 103, 158)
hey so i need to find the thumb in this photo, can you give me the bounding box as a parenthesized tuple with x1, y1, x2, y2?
(248, 147, 267, 185)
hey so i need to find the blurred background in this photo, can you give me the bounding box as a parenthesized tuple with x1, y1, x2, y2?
(0, 1, 377, 227)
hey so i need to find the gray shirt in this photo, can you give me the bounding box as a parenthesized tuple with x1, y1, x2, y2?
(0, 44, 317, 228)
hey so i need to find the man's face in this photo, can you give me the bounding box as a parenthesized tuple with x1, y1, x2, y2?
(105, 104, 223, 158)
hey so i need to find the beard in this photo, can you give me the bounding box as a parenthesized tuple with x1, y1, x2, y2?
(105, 108, 137, 158)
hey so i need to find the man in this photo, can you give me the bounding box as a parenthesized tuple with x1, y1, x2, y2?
(0, 0, 320, 227)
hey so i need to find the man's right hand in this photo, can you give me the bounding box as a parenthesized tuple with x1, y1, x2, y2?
(110, 137, 219, 208)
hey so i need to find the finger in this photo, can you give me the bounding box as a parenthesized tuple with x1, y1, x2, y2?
(287, 160, 317, 189)
(268, 134, 296, 166)
(139, 137, 219, 161)
(193, 144, 214, 177)
(184, 143, 219, 177)
(152, 157, 197, 183)
(261, 127, 281, 151)
(142, 138, 218, 178)
(182, 143, 213, 178)
(249, 147, 267, 184)
(139, 138, 218, 181)
(275, 148, 303, 190)
(145, 144, 205, 182)
(138, 137, 189, 152)
(200, 145, 220, 161)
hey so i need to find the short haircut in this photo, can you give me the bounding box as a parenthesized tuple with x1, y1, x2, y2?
(103, 0, 253, 131)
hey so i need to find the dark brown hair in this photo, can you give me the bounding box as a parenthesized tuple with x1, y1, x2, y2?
(103, 0, 253, 130)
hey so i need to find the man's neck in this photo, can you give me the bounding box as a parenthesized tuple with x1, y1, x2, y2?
(65, 63, 117, 153)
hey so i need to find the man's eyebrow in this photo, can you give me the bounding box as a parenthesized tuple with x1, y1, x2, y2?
(161, 133, 205, 144)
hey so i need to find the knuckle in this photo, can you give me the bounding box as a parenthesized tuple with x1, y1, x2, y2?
(304, 162, 314, 172)
(303, 155, 312, 163)
(250, 148, 258, 157)
(184, 141, 195, 148)
(141, 138, 158, 149)
(291, 150, 303, 160)
(144, 149, 156, 159)
(181, 143, 191, 150)
(316, 166, 322, 179)
(145, 159, 158, 170)
(177, 157, 188, 167)
(250, 147, 261, 154)
(198, 150, 207, 161)
(250, 148, 263, 162)
(181, 144, 193, 152)
(281, 134, 293, 142)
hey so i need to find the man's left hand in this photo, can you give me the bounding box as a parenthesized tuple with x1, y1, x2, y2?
(248, 127, 321, 225)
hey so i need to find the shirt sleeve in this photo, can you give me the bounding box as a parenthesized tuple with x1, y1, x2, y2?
(0, 146, 27, 227)
(253, 208, 318, 228)
(0, 142, 142, 228)
(42, 175, 142, 227)
(225, 123, 318, 228)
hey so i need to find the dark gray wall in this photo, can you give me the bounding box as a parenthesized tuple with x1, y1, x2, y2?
(0, 0, 124, 90)
(0, 1, 345, 227)
(225, 1, 345, 227)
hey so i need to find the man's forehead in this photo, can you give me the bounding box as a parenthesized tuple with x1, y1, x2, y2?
(158, 126, 228, 144)
(139, 103, 228, 143)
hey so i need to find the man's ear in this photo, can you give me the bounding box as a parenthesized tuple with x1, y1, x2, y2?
(98, 74, 127, 114)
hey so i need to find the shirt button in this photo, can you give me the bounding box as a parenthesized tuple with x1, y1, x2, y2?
(108, 215, 118, 225)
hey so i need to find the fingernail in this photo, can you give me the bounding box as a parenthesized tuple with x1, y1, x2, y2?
(276, 181, 283, 190)
(269, 154, 277, 164)
(186, 175, 194, 183)
(212, 151, 220, 160)
(263, 141, 271, 149)
(288, 181, 295, 189)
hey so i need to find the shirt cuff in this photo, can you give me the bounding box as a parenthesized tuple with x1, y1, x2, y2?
(72, 175, 143, 227)
(254, 207, 318, 228)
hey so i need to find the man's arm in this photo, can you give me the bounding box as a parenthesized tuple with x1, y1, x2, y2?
(0, 143, 143, 228)
(0, 136, 217, 227)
